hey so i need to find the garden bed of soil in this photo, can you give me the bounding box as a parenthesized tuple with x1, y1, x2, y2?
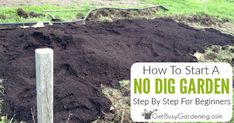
(0, 18, 233, 122)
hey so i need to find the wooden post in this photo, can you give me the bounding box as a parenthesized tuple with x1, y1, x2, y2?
(35, 48, 53, 123)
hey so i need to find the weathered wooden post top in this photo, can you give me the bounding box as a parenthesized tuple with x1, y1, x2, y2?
(35, 48, 54, 123)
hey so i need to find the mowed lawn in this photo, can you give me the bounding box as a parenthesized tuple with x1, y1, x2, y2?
(147, 0, 234, 21)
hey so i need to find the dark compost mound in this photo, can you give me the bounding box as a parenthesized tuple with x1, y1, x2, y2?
(0, 18, 233, 123)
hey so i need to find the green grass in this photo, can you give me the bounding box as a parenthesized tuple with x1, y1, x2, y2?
(0, 3, 92, 23)
(0, 0, 234, 23)
(145, 0, 234, 22)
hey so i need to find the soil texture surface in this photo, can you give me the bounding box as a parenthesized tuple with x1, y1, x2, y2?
(0, 18, 233, 123)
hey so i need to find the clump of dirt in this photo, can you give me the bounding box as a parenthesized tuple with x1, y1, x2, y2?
(17, 8, 29, 18)
(0, 15, 6, 20)
(17, 8, 45, 18)
(29, 11, 45, 18)
(85, 6, 167, 22)
(0, 18, 233, 122)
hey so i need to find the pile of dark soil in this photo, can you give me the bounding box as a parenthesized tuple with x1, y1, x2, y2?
(17, 8, 45, 18)
(0, 18, 233, 122)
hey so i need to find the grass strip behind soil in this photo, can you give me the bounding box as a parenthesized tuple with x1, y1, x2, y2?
(0, 3, 92, 23)
(146, 0, 234, 22)
(0, 0, 234, 23)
